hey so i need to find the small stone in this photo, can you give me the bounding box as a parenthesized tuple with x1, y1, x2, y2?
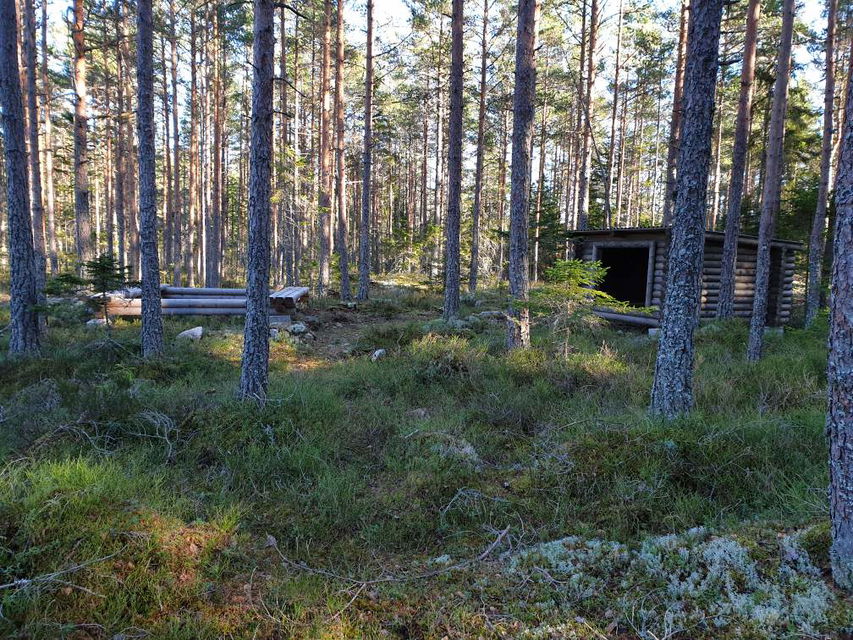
(288, 322, 309, 335)
(407, 407, 429, 420)
(477, 310, 505, 320)
(300, 314, 320, 324)
(371, 348, 387, 361)
(177, 326, 204, 340)
(86, 318, 107, 327)
(269, 327, 280, 340)
(647, 328, 660, 337)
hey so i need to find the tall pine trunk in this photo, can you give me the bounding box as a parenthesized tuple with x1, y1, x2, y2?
(828, 35, 853, 593)
(72, 0, 92, 268)
(41, 0, 57, 273)
(746, 0, 795, 361)
(805, 0, 839, 327)
(576, 0, 597, 231)
(136, 0, 164, 357)
(661, 0, 689, 227)
(357, 0, 373, 301)
(240, 0, 274, 401)
(650, 0, 724, 418)
(0, 0, 39, 354)
(317, 0, 333, 294)
(442, 0, 464, 320)
(334, 0, 351, 300)
(717, 0, 760, 318)
(468, 0, 488, 293)
(506, 0, 539, 349)
(22, 0, 44, 312)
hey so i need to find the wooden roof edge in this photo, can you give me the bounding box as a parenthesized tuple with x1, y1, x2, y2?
(567, 227, 803, 250)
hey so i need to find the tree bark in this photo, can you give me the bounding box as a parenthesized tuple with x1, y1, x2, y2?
(40, 0, 57, 274)
(317, 0, 333, 294)
(169, 0, 181, 285)
(603, 0, 624, 228)
(240, 0, 274, 401)
(662, 0, 690, 227)
(828, 35, 853, 592)
(21, 0, 44, 313)
(576, 0, 597, 231)
(717, 0, 760, 318)
(650, 0, 724, 418)
(746, 0, 795, 361)
(805, 0, 839, 327)
(72, 0, 92, 268)
(0, 0, 39, 354)
(506, 0, 539, 349)
(334, 0, 351, 301)
(443, 0, 464, 320)
(357, 0, 373, 301)
(468, 0, 489, 293)
(136, 0, 164, 357)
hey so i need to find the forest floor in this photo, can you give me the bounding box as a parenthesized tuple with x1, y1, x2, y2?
(1, 279, 851, 639)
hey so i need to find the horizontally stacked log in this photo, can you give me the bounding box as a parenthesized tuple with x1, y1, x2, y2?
(105, 285, 309, 318)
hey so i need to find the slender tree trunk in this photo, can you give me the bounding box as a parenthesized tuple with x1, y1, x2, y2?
(604, 0, 623, 228)
(469, 0, 489, 293)
(0, 0, 39, 354)
(650, 0, 724, 418)
(291, 13, 301, 285)
(72, 0, 92, 268)
(240, 0, 274, 401)
(718, 0, 760, 318)
(21, 0, 44, 315)
(506, 0, 539, 349)
(576, 0, 597, 231)
(136, 0, 163, 357)
(114, 5, 127, 271)
(334, 0, 351, 300)
(662, 0, 689, 227)
(186, 11, 199, 285)
(533, 77, 548, 280)
(805, 0, 839, 327)
(40, 0, 56, 274)
(357, 0, 373, 301)
(746, 0, 795, 361)
(317, 0, 333, 294)
(828, 35, 853, 592)
(169, 0, 181, 285)
(443, 0, 464, 320)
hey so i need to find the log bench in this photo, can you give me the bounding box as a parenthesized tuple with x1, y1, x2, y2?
(105, 285, 309, 321)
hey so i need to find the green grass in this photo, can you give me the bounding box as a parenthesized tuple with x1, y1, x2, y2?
(0, 291, 849, 639)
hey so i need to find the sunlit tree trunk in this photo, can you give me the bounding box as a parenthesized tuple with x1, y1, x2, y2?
(136, 0, 163, 357)
(806, 0, 839, 327)
(507, 0, 539, 349)
(0, 0, 39, 354)
(746, 0, 795, 361)
(718, 0, 760, 318)
(317, 0, 333, 294)
(468, 0, 489, 293)
(72, 0, 92, 268)
(828, 35, 853, 592)
(443, 0, 464, 320)
(650, 0, 724, 418)
(334, 0, 351, 301)
(662, 0, 689, 227)
(357, 0, 373, 301)
(240, 0, 274, 401)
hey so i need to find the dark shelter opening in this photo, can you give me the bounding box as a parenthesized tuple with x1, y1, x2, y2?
(597, 247, 649, 306)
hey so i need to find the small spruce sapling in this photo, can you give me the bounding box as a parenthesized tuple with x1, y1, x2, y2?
(84, 254, 134, 326)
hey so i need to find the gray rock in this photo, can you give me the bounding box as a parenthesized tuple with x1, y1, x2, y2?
(300, 314, 320, 324)
(370, 348, 387, 361)
(288, 322, 309, 335)
(477, 310, 505, 320)
(86, 318, 107, 327)
(176, 326, 204, 340)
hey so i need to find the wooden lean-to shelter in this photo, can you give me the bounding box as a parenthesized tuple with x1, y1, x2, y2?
(571, 227, 801, 327)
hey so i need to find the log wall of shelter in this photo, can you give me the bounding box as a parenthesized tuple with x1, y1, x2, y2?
(577, 230, 796, 326)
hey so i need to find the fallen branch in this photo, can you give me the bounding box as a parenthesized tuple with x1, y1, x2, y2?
(0, 551, 120, 595)
(269, 526, 510, 587)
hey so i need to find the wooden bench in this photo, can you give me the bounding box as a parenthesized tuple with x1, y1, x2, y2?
(105, 285, 309, 319)
(269, 286, 310, 312)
